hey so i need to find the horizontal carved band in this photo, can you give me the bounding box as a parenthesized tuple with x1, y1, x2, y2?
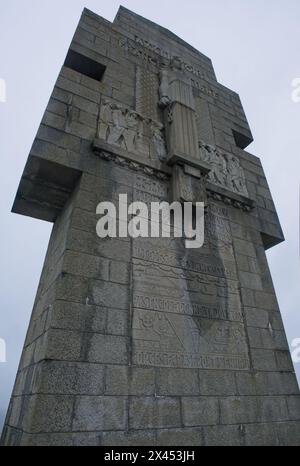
(93, 139, 170, 182)
(207, 188, 254, 212)
(93, 139, 255, 212)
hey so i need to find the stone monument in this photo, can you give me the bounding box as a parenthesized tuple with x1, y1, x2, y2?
(1, 6, 299, 446)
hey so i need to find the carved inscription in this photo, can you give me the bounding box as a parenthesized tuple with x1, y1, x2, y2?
(132, 36, 213, 81)
(133, 294, 243, 323)
(132, 259, 243, 321)
(133, 242, 237, 280)
(131, 255, 248, 369)
(191, 79, 219, 98)
(118, 37, 215, 84)
(132, 309, 249, 370)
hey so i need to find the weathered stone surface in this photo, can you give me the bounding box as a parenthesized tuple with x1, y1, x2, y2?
(102, 430, 156, 446)
(34, 361, 105, 395)
(156, 428, 203, 446)
(203, 425, 244, 446)
(22, 395, 74, 433)
(156, 368, 200, 396)
(87, 334, 128, 364)
(244, 423, 279, 446)
(2, 5, 299, 447)
(105, 366, 155, 395)
(73, 396, 127, 431)
(129, 397, 181, 429)
(220, 396, 289, 424)
(235, 371, 299, 396)
(182, 397, 219, 426)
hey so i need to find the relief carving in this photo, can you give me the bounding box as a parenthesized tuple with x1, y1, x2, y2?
(150, 121, 167, 162)
(132, 308, 249, 370)
(97, 100, 167, 162)
(158, 57, 200, 164)
(199, 140, 248, 197)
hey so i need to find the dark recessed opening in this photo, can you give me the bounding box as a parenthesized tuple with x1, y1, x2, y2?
(232, 129, 253, 150)
(64, 50, 106, 82)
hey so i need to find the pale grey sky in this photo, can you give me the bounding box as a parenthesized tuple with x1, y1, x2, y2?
(0, 0, 299, 431)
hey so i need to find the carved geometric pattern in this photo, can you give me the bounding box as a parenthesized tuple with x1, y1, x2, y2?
(136, 66, 161, 122)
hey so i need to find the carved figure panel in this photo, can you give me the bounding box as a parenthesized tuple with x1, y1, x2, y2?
(97, 100, 167, 162)
(199, 140, 248, 197)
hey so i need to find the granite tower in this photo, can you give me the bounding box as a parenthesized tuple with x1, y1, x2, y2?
(1, 6, 300, 446)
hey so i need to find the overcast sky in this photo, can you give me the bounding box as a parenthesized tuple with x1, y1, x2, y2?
(0, 0, 299, 432)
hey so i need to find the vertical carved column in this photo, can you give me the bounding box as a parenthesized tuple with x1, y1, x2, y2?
(159, 57, 200, 164)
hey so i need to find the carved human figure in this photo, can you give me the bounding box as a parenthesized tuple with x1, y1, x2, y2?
(210, 151, 227, 185)
(158, 56, 199, 164)
(158, 56, 194, 109)
(124, 110, 139, 152)
(107, 104, 127, 147)
(199, 140, 217, 164)
(150, 121, 167, 161)
(98, 100, 113, 140)
(158, 65, 172, 108)
(227, 156, 247, 195)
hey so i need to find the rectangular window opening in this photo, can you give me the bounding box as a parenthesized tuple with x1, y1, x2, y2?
(232, 129, 253, 150)
(64, 50, 106, 82)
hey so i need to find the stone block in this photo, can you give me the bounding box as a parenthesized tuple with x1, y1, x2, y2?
(56, 76, 100, 103)
(37, 125, 81, 152)
(156, 428, 203, 446)
(91, 279, 129, 309)
(87, 333, 128, 364)
(102, 430, 156, 446)
(233, 238, 256, 258)
(220, 396, 288, 424)
(56, 273, 89, 304)
(105, 366, 155, 395)
(251, 349, 277, 371)
(20, 432, 74, 446)
(63, 251, 110, 281)
(22, 395, 74, 433)
(275, 350, 295, 371)
(109, 260, 131, 285)
(68, 229, 131, 263)
(276, 421, 300, 446)
(106, 308, 128, 335)
(129, 397, 181, 429)
(244, 307, 268, 328)
(254, 291, 279, 311)
(35, 360, 105, 395)
(244, 422, 279, 446)
(203, 425, 243, 446)
(235, 371, 258, 395)
(156, 368, 200, 396)
(44, 328, 82, 361)
(181, 397, 219, 426)
(73, 396, 127, 431)
(8, 397, 23, 428)
(199, 370, 237, 396)
(239, 271, 262, 290)
(286, 395, 300, 421)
